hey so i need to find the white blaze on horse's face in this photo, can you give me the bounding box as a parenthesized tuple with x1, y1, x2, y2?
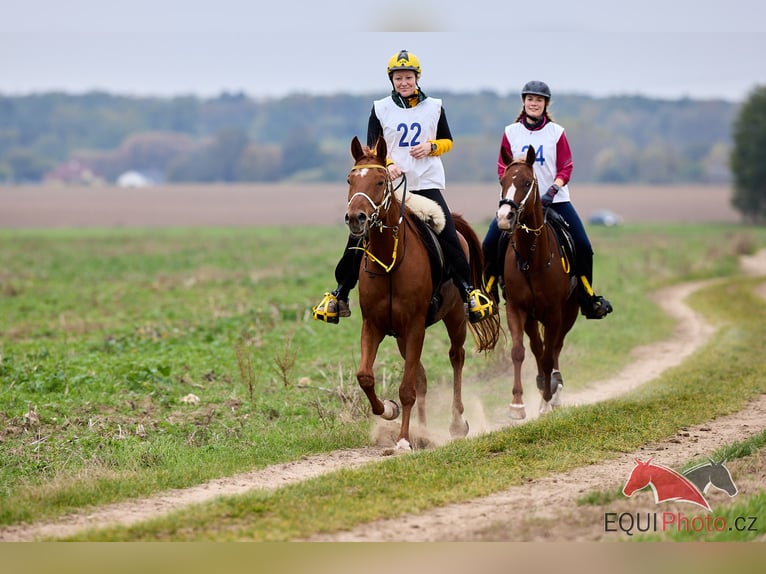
(346, 168, 382, 237)
(497, 180, 517, 230)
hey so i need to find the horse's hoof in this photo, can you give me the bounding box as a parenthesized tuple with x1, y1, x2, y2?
(395, 438, 412, 451)
(550, 382, 563, 408)
(450, 419, 470, 439)
(382, 399, 400, 420)
(508, 403, 526, 420)
(539, 398, 553, 415)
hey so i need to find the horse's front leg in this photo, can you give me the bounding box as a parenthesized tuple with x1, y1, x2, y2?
(506, 306, 527, 420)
(547, 299, 578, 409)
(524, 316, 545, 394)
(538, 316, 562, 415)
(357, 320, 398, 418)
(396, 337, 428, 429)
(395, 325, 427, 451)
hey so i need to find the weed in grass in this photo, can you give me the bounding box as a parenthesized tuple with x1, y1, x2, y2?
(272, 333, 297, 388)
(234, 342, 255, 408)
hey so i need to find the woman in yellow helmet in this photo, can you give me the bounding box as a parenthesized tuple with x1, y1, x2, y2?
(313, 49, 496, 324)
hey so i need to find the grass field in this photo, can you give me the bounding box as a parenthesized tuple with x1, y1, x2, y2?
(1, 221, 766, 539)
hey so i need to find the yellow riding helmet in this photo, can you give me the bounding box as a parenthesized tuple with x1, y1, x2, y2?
(387, 50, 421, 76)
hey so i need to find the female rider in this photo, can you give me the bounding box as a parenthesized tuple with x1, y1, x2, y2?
(482, 80, 613, 319)
(313, 49, 495, 324)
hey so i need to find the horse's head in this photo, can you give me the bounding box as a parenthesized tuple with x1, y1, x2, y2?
(707, 458, 739, 496)
(622, 458, 653, 496)
(345, 136, 391, 237)
(496, 145, 539, 232)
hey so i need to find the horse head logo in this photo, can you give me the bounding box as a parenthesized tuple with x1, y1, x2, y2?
(682, 458, 738, 497)
(623, 458, 712, 511)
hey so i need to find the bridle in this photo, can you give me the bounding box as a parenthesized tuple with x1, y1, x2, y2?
(499, 167, 545, 236)
(347, 163, 396, 231)
(346, 163, 407, 273)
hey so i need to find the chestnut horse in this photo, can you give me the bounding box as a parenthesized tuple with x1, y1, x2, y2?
(345, 136, 500, 451)
(496, 144, 579, 419)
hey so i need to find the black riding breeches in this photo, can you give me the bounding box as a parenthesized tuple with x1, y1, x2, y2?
(548, 201, 594, 283)
(334, 235, 363, 300)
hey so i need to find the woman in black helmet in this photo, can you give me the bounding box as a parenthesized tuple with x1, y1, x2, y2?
(483, 80, 613, 320)
(312, 49, 496, 324)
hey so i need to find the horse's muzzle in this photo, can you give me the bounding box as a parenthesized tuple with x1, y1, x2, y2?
(345, 210, 368, 237)
(496, 205, 515, 231)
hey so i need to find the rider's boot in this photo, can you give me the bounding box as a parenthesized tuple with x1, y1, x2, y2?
(578, 275, 613, 319)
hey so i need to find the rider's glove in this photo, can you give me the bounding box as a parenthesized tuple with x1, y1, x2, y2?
(541, 183, 560, 208)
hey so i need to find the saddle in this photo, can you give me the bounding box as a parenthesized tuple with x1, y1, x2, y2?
(393, 188, 446, 234)
(392, 191, 456, 326)
(545, 208, 576, 275)
(407, 211, 455, 326)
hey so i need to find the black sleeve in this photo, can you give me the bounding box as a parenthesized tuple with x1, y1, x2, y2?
(436, 108, 453, 141)
(367, 106, 383, 148)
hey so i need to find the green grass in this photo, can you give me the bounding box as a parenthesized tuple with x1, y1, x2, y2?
(1, 222, 766, 536)
(60, 276, 766, 541)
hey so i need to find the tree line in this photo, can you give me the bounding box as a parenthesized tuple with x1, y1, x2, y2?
(0, 89, 741, 186)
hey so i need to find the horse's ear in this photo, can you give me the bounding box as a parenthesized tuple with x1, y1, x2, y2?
(351, 136, 364, 161)
(525, 144, 536, 167)
(500, 145, 513, 170)
(375, 136, 387, 163)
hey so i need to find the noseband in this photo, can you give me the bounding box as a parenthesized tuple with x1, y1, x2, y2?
(348, 163, 395, 229)
(499, 170, 543, 235)
(347, 163, 406, 273)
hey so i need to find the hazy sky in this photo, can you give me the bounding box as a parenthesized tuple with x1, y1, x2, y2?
(3, 0, 765, 102)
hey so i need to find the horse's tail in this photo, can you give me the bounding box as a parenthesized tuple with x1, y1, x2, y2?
(453, 213, 502, 353)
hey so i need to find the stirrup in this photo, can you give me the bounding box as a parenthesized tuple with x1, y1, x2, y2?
(583, 295, 613, 320)
(312, 292, 340, 324)
(467, 289, 496, 323)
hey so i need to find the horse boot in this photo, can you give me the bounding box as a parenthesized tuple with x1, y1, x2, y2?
(312, 286, 351, 324)
(578, 275, 613, 320)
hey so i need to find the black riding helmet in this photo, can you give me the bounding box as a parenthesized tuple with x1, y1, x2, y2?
(521, 80, 551, 100)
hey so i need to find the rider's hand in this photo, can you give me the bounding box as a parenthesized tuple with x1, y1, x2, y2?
(387, 163, 403, 179)
(409, 141, 432, 159)
(541, 184, 560, 207)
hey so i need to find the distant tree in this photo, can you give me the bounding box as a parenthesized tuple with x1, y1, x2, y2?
(730, 86, 766, 223)
(209, 129, 249, 182)
(237, 143, 282, 181)
(6, 148, 50, 182)
(280, 129, 323, 178)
